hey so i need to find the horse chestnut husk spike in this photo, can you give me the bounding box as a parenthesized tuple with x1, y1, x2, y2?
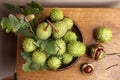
(95, 27, 112, 43)
(89, 44, 105, 60)
(81, 63, 94, 75)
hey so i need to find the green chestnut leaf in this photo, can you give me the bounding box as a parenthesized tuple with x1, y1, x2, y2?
(21, 51, 32, 62)
(22, 61, 41, 72)
(16, 28, 34, 37)
(0, 14, 21, 33)
(22, 61, 32, 72)
(35, 39, 43, 47)
(3, 3, 24, 14)
(3, 1, 44, 16)
(41, 38, 56, 55)
(40, 63, 47, 71)
(30, 62, 41, 71)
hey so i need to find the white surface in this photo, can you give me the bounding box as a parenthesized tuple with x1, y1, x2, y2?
(0, 0, 119, 7)
(35, 0, 119, 7)
(113, 2, 120, 7)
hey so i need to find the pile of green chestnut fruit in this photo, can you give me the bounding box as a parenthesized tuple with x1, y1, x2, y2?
(22, 8, 86, 71)
(22, 8, 113, 72)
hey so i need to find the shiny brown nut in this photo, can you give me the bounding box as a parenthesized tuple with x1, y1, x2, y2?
(81, 63, 94, 75)
(25, 14, 35, 22)
(89, 44, 105, 60)
(16, 14, 25, 20)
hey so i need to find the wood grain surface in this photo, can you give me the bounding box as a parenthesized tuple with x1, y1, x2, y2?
(16, 8, 120, 80)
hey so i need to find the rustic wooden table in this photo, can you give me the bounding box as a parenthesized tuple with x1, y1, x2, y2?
(16, 8, 120, 80)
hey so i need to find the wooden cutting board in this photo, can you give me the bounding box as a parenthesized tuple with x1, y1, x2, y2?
(16, 8, 120, 80)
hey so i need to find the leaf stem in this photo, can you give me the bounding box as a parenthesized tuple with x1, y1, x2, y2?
(46, 20, 59, 33)
(106, 53, 120, 55)
(117, 55, 120, 57)
(105, 64, 118, 70)
(29, 25, 35, 34)
(55, 43, 61, 49)
(55, 43, 61, 54)
(43, 24, 49, 31)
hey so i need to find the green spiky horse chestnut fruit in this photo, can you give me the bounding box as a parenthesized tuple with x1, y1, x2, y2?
(23, 38, 37, 52)
(47, 57, 61, 70)
(67, 41, 86, 57)
(32, 50, 47, 65)
(36, 22, 52, 40)
(50, 8, 63, 22)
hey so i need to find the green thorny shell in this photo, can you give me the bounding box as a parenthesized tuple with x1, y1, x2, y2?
(62, 52, 73, 64)
(55, 39, 66, 55)
(36, 22, 52, 40)
(23, 38, 37, 52)
(67, 41, 86, 57)
(50, 8, 63, 22)
(53, 21, 68, 39)
(47, 57, 61, 70)
(63, 17, 73, 30)
(90, 44, 105, 60)
(32, 50, 47, 65)
(95, 27, 112, 43)
(63, 31, 77, 43)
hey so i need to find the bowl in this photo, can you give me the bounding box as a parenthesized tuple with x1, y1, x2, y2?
(38, 17, 84, 71)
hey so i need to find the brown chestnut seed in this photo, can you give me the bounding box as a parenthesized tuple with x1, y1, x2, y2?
(81, 63, 94, 75)
(16, 14, 25, 20)
(84, 66, 92, 73)
(25, 14, 35, 22)
(89, 44, 105, 60)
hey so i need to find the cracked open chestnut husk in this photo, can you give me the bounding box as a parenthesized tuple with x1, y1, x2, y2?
(81, 63, 94, 75)
(89, 44, 105, 60)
